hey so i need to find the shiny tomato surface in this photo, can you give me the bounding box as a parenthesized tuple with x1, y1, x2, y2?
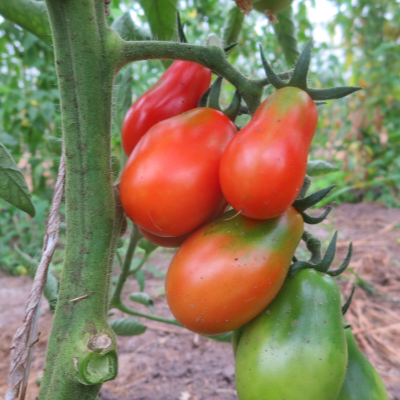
(120, 108, 237, 237)
(220, 86, 318, 220)
(121, 61, 211, 156)
(165, 206, 304, 335)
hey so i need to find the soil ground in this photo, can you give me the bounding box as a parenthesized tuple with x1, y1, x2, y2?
(1, 203, 399, 400)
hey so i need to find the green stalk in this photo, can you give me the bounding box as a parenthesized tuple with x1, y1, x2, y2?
(39, 0, 122, 397)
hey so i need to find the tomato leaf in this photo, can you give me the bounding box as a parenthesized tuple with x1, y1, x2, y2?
(138, 0, 178, 42)
(136, 269, 146, 292)
(138, 238, 158, 254)
(111, 11, 151, 41)
(129, 292, 155, 313)
(205, 332, 232, 343)
(273, 6, 300, 67)
(307, 160, 339, 176)
(0, 142, 35, 217)
(110, 318, 147, 337)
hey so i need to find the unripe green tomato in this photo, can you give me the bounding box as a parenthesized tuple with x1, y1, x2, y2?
(235, 269, 347, 400)
(337, 328, 389, 400)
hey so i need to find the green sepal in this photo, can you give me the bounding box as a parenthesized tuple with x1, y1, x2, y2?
(307, 86, 362, 101)
(260, 39, 362, 101)
(197, 87, 210, 107)
(76, 350, 118, 385)
(224, 43, 239, 53)
(288, 39, 312, 90)
(293, 185, 336, 212)
(344, 323, 351, 329)
(341, 286, 356, 316)
(208, 76, 223, 111)
(302, 231, 322, 264)
(315, 101, 327, 106)
(328, 242, 353, 277)
(224, 90, 241, 122)
(288, 231, 351, 278)
(300, 206, 332, 224)
(176, 11, 188, 44)
(259, 44, 287, 89)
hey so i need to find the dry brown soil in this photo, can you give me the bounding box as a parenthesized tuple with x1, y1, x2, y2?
(1, 203, 399, 400)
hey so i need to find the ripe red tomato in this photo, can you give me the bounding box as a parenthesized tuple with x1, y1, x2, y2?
(219, 87, 318, 220)
(121, 61, 211, 156)
(120, 108, 237, 237)
(138, 227, 190, 248)
(165, 206, 304, 335)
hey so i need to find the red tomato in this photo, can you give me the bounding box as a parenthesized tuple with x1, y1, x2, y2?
(165, 206, 304, 335)
(138, 227, 190, 248)
(120, 108, 237, 237)
(219, 87, 318, 220)
(121, 61, 211, 156)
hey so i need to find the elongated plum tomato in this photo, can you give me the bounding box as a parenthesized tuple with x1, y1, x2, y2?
(120, 108, 237, 237)
(165, 206, 303, 335)
(235, 268, 347, 400)
(219, 87, 318, 220)
(121, 61, 211, 156)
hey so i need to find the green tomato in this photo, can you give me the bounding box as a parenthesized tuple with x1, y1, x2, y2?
(337, 328, 389, 400)
(235, 268, 347, 400)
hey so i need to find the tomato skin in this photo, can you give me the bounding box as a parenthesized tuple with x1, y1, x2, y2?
(337, 328, 389, 400)
(220, 87, 318, 220)
(120, 108, 236, 237)
(121, 61, 211, 156)
(165, 206, 303, 335)
(235, 268, 347, 400)
(138, 227, 190, 248)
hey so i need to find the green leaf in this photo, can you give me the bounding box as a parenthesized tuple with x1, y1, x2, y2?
(146, 265, 166, 279)
(113, 65, 133, 133)
(136, 269, 146, 292)
(273, 6, 300, 67)
(111, 11, 151, 41)
(306, 160, 339, 176)
(138, 0, 178, 41)
(205, 332, 232, 343)
(129, 292, 154, 312)
(0, 142, 35, 217)
(110, 317, 147, 336)
(138, 237, 158, 254)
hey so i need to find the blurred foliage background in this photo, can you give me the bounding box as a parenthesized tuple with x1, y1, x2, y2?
(0, 0, 399, 275)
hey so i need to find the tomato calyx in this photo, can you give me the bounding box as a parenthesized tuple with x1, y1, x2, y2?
(259, 39, 362, 100)
(342, 285, 356, 316)
(293, 184, 336, 224)
(198, 76, 242, 122)
(287, 231, 353, 279)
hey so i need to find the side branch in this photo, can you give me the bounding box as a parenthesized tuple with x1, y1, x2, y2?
(118, 40, 264, 113)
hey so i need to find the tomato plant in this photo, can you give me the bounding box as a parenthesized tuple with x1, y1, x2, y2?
(235, 268, 348, 400)
(121, 61, 211, 156)
(165, 206, 304, 335)
(120, 107, 236, 237)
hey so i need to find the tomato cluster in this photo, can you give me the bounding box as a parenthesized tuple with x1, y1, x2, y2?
(119, 43, 388, 399)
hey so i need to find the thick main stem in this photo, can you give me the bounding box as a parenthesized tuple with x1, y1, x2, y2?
(39, 0, 121, 398)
